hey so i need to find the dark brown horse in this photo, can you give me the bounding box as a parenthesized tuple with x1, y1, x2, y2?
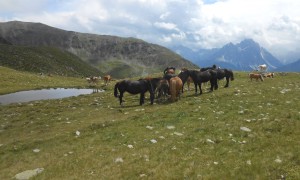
(185, 69, 218, 95)
(200, 66, 234, 88)
(215, 68, 234, 87)
(114, 78, 161, 106)
(177, 69, 190, 93)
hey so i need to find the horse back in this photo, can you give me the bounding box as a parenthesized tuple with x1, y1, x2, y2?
(118, 80, 148, 94)
(191, 70, 213, 83)
(169, 77, 182, 101)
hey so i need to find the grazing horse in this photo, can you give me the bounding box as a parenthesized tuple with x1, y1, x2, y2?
(114, 78, 161, 106)
(178, 69, 191, 93)
(169, 77, 183, 102)
(200, 67, 234, 88)
(155, 79, 170, 101)
(249, 73, 264, 81)
(215, 68, 234, 87)
(187, 69, 218, 95)
(86, 76, 100, 85)
(266, 72, 274, 78)
(103, 75, 111, 86)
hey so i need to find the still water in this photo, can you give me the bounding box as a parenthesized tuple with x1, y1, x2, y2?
(0, 88, 103, 105)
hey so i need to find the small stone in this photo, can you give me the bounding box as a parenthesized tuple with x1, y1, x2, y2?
(75, 130, 80, 136)
(15, 168, 44, 180)
(115, 157, 124, 163)
(240, 127, 251, 132)
(174, 132, 183, 136)
(146, 126, 154, 130)
(206, 139, 215, 144)
(33, 149, 40, 153)
(150, 139, 157, 143)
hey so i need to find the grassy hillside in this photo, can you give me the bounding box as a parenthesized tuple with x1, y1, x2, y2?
(0, 44, 102, 77)
(0, 68, 299, 179)
(0, 66, 91, 95)
(0, 21, 198, 78)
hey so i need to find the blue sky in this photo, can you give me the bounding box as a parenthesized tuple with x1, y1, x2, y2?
(1, 0, 300, 63)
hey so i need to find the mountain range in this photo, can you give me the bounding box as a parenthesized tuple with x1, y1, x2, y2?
(171, 39, 300, 72)
(0, 21, 299, 75)
(0, 21, 197, 78)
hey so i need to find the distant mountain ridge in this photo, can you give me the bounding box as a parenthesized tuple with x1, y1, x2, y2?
(171, 39, 284, 71)
(275, 59, 300, 72)
(0, 21, 197, 78)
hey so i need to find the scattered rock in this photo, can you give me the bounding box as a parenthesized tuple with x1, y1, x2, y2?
(173, 132, 183, 136)
(76, 130, 80, 136)
(33, 149, 40, 153)
(206, 139, 215, 144)
(166, 125, 175, 129)
(146, 126, 154, 130)
(240, 127, 251, 132)
(275, 157, 282, 163)
(115, 157, 124, 163)
(150, 139, 157, 143)
(15, 168, 44, 180)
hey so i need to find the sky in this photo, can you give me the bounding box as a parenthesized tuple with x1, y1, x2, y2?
(0, 0, 300, 63)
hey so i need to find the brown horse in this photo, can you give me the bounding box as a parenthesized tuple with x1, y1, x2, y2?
(156, 79, 170, 101)
(169, 77, 183, 102)
(86, 76, 100, 85)
(266, 73, 274, 78)
(103, 75, 111, 86)
(249, 73, 264, 81)
(164, 67, 176, 74)
(186, 77, 193, 91)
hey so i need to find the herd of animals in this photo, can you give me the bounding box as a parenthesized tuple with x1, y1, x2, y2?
(86, 64, 277, 106)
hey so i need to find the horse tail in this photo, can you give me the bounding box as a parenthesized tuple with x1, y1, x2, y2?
(114, 82, 119, 97)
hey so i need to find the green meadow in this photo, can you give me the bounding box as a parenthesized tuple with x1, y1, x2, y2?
(0, 66, 299, 179)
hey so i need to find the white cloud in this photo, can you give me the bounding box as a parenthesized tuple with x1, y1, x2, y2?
(1, 0, 300, 62)
(153, 22, 178, 31)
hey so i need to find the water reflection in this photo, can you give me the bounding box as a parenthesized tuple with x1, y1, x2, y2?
(0, 88, 103, 105)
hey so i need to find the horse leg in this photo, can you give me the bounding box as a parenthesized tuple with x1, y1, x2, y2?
(140, 93, 145, 105)
(224, 77, 229, 88)
(119, 92, 124, 106)
(194, 83, 198, 94)
(214, 79, 218, 90)
(150, 92, 154, 105)
(209, 81, 214, 92)
(199, 83, 203, 95)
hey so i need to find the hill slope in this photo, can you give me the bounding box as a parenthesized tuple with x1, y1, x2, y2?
(275, 59, 300, 72)
(0, 44, 101, 77)
(0, 21, 197, 78)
